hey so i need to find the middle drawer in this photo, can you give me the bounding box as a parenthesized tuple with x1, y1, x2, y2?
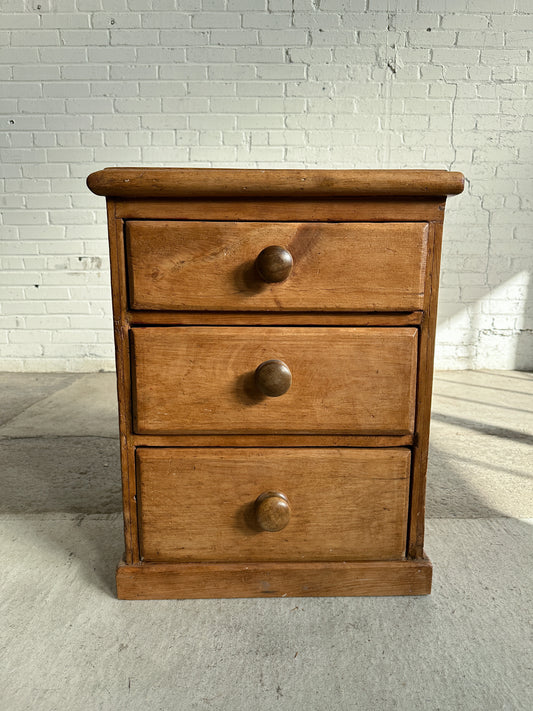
(131, 326, 417, 436)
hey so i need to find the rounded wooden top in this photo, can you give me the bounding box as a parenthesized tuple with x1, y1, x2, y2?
(87, 168, 464, 199)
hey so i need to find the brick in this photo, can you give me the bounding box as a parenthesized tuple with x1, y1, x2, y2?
(1, 149, 47, 164)
(257, 30, 308, 46)
(441, 14, 490, 30)
(468, 66, 491, 80)
(26, 195, 70, 210)
(188, 81, 236, 96)
(0, 47, 39, 63)
(91, 50, 141, 74)
(87, 47, 136, 62)
(504, 31, 533, 48)
(222, 131, 248, 146)
(310, 30, 355, 46)
(0, 14, 40, 29)
(140, 146, 189, 162)
(190, 146, 237, 161)
(227, 0, 266, 9)
(482, 48, 528, 65)
(0, 344, 44, 358)
(190, 115, 236, 129)
(2, 302, 45, 316)
(48, 209, 99, 225)
(243, 13, 293, 29)
(92, 13, 142, 29)
(140, 114, 188, 129)
(236, 145, 284, 162)
(61, 64, 109, 80)
(235, 47, 285, 64)
(46, 148, 94, 163)
(160, 29, 210, 45)
(138, 81, 186, 97)
(193, 13, 241, 28)
(160, 64, 207, 80)
(334, 47, 381, 63)
(2, 270, 44, 286)
(91, 80, 137, 97)
(238, 82, 283, 97)
(11, 134, 36, 148)
(368, 0, 415, 8)
(0, 195, 25, 208)
(467, 0, 514, 10)
(257, 65, 306, 80)
(457, 31, 503, 47)
(187, 46, 235, 62)
(61, 30, 110, 45)
(432, 48, 480, 65)
(42, 13, 91, 28)
(42, 345, 91, 358)
(10, 329, 54, 344)
(209, 64, 256, 80)
(44, 82, 91, 98)
(409, 30, 457, 47)
(198, 130, 222, 146)
(152, 130, 181, 145)
(162, 96, 209, 112)
(109, 29, 158, 45)
(268, 0, 292, 8)
(3, 211, 48, 225)
(113, 97, 161, 114)
(19, 98, 68, 114)
(44, 116, 93, 131)
(12, 30, 60, 46)
(267, 130, 305, 145)
(141, 13, 190, 28)
(258, 97, 306, 112)
(3, 82, 42, 98)
(210, 97, 257, 113)
(288, 48, 332, 63)
(13, 65, 61, 80)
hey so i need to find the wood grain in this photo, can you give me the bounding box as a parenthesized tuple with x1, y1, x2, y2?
(136, 447, 411, 563)
(131, 326, 418, 435)
(92, 167, 464, 599)
(88, 167, 464, 198)
(114, 197, 445, 223)
(126, 221, 429, 312)
(130, 433, 414, 447)
(106, 204, 139, 564)
(126, 311, 424, 327)
(116, 557, 432, 599)
(408, 221, 444, 558)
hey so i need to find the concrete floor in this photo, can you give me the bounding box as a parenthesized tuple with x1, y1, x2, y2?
(0, 371, 531, 710)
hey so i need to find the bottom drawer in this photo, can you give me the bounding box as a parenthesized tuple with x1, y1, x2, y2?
(136, 448, 410, 563)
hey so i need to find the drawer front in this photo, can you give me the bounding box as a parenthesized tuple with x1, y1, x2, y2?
(137, 448, 410, 563)
(126, 221, 428, 312)
(131, 326, 417, 435)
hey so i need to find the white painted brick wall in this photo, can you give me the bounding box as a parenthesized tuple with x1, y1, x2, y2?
(1, 0, 532, 372)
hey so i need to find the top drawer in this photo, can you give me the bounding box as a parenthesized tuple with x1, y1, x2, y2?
(125, 221, 429, 312)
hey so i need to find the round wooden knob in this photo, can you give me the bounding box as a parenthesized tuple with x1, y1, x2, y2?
(254, 359, 292, 397)
(255, 491, 291, 532)
(255, 245, 293, 283)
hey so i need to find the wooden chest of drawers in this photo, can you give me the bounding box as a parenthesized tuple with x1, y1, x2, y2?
(87, 168, 463, 599)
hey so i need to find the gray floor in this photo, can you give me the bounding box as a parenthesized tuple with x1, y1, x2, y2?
(0, 371, 531, 710)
